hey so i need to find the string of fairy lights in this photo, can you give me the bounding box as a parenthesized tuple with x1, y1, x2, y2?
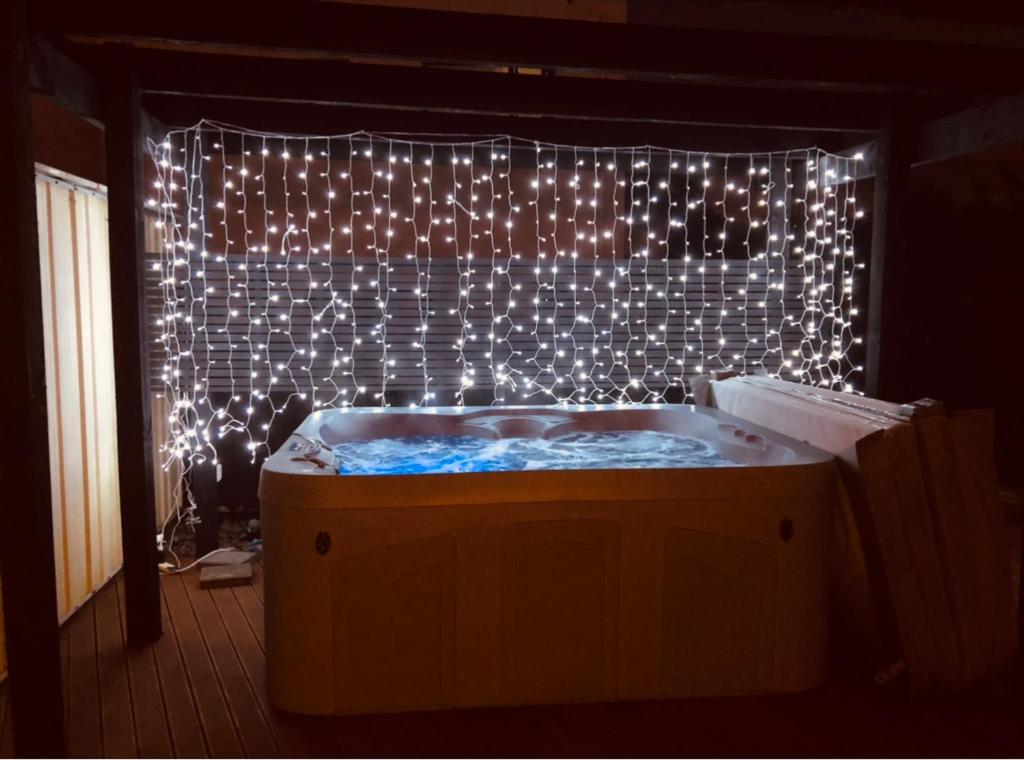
(149, 120, 863, 465)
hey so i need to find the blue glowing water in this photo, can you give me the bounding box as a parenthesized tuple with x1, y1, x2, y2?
(333, 430, 742, 475)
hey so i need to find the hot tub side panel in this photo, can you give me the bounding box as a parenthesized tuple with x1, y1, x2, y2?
(262, 465, 832, 715)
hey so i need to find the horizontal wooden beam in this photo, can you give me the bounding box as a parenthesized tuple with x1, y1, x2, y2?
(141, 93, 859, 155)
(843, 90, 1024, 178)
(90, 48, 885, 133)
(915, 92, 1024, 166)
(33, 1, 1024, 93)
(27, 36, 98, 122)
(112, 48, 884, 133)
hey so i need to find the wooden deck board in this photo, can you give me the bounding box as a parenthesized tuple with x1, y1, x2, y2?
(61, 621, 70, 739)
(66, 595, 103, 758)
(161, 575, 243, 758)
(149, 582, 209, 758)
(116, 576, 174, 759)
(0, 679, 9, 758)
(94, 582, 138, 758)
(231, 585, 265, 651)
(179, 576, 278, 758)
(1, 566, 1021, 757)
(208, 585, 313, 757)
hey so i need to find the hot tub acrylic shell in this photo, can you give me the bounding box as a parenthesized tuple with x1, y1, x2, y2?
(259, 404, 836, 715)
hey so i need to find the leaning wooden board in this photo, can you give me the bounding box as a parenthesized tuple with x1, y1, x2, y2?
(856, 426, 961, 690)
(913, 411, 1017, 686)
(711, 375, 1017, 690)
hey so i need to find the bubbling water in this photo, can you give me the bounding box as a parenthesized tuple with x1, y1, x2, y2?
(333, 430, 742, 475)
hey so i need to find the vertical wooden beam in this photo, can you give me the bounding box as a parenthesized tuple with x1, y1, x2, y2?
(865, 109, 913, 400)
(190, 462, 221, 557)
(99, 44, 162, 645)
(0, 1, 67, 756)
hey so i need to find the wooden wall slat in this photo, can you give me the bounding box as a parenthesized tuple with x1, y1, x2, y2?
(0, 581, 5, 681)
(0, 171, 126, 686)
(145, 250, 844, 398)
(39, 174, 124, 622)
(86, 193, 124, 580)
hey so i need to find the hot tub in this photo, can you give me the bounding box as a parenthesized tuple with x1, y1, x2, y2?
(259, 404, 836, 715)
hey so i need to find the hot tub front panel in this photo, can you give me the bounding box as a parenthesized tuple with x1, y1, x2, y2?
(260, 406, 835, 715)
(263, 488, 831, 714)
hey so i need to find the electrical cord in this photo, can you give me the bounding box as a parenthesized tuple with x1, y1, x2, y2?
(160, 547, 233, 574)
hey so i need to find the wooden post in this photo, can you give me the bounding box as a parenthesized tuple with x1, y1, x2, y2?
(190, 460, 221, 557)
(0, 1, 67, 756)
(865, 109, 913, 400)
(99, 44, 162, 645)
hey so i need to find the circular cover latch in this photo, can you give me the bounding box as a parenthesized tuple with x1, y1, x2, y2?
(315, 531, 332, 556)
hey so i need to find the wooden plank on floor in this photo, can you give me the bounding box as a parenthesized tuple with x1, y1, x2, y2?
(61, 624, 70, 739)
(362, 714, 421, 757)
(0, 680, 8, 759)
(116, 575, 173, 759)
(322, 715, 385, 758)
(244, 564, 387, 757)
(179, 576, 278, 758)
(233, 569, 364, 757)
(211, 586, 317, 757)
(231, 586, 264, 651)
(395, 712, 445, 757)
(251, 561, 264, 604)
(66, 599, 103, 758)
(152, 583, 208, 758)
(94, 581, 138, 758)
(426, 706, 531, 757)
(421, 708, 496, 758)
(534, 701, 629, 757)
(0, 693, 11, 759)
(162, 574, 242, 758)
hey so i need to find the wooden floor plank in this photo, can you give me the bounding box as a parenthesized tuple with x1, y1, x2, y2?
(178, 576, 278, 758)
(393, 712, 445, 756)
(152, 586, 209, 758)
(320, 715, 385, 758)
(231, 585, 265, 651)
(532, 701, 630, 757)
(425, 706, 535, 757)
(362, 713, 422, 757)
(94, 582, 138, 758)
(421, 708, 498, 758)
(61, 623, 70, 738)
(210, 586, 321, 757)
(0, 688, 11, 759)
(162, 575, 243, 758)
(8, 566, 1022, 759)
(66, 599, 103, 758)
(115, 576, 173, 759)
(250, 561, 265, 604)
(0, 680, 8, 758)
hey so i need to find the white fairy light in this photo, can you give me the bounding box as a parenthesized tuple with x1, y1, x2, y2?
(149, 121, 860, 462)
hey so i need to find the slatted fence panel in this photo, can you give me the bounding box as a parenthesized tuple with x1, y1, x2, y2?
(146, 253, 832, 403)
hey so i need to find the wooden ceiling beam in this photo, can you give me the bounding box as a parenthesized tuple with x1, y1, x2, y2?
(842, 90, 1024, 178)
(112, 48, 884, 133)
(32, 1, 1024, 94)
(141, 93, 859, 155)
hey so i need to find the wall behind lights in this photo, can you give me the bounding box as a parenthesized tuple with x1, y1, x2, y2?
(873, 145, 1024, 484)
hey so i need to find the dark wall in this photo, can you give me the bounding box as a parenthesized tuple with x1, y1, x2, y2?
(31, 94, 105, 184)
(868, 144, 1024, 484)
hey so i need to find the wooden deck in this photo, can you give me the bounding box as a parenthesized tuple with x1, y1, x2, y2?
(0, 564, 1021, 758)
